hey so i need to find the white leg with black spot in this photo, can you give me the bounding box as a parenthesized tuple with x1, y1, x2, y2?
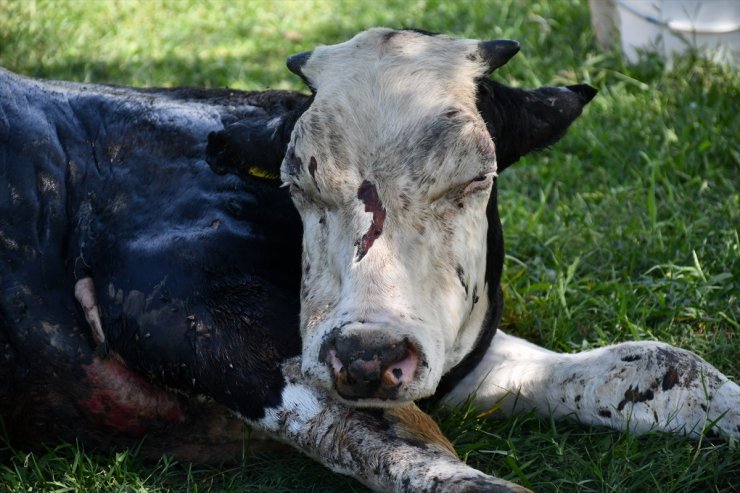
(444, 330, 739, 440)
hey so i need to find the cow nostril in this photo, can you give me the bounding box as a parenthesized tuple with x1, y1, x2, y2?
(382, 345, 419, 387)
(328, 348, 345, 376)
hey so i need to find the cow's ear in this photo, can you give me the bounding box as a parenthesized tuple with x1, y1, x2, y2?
(206, 118, 285, 181)
(478, 39, 520, 73)
(206, 96, 311, 182)
(477, 79, 597, 171)
(287, 51, 316, 92)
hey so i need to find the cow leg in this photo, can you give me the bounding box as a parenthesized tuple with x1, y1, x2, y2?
(247, 357, 530, 493)
(443, 330, 740, 440)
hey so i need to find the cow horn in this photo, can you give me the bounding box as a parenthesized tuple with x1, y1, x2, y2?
(287, 50, 312, 76)
(479, 39, 520, 73)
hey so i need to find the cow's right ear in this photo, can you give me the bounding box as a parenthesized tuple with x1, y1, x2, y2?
(478, 39, 520, 74)
(477, 79, 597, 171)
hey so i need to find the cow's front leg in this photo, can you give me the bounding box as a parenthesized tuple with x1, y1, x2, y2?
(247, 357, 530, 493)
(443, 330, 739, 440)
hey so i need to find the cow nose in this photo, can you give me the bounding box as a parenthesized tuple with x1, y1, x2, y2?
(321, 333, 419, 400)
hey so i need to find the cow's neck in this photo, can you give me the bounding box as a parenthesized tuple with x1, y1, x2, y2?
(427, 285, 502, 402)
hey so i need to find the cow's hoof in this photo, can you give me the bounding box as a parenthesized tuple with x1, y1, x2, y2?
(434, 474, 531, 493)
(407, 469, 531, 493)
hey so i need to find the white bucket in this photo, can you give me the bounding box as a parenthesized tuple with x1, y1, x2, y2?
(615, 0, 740, 65)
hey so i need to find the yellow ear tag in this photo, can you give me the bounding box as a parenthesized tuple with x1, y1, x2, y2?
(247, 166, 280, 180)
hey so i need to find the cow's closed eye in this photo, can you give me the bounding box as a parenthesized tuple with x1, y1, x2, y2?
(430, 172, 494, 205)
(463, 173, 495, 195)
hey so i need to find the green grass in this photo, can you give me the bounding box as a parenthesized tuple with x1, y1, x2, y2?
(1, 0, 738, 491)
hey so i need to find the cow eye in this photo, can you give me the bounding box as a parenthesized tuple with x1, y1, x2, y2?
(463, 172, 495, 195)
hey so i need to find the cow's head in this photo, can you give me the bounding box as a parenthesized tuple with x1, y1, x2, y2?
(210, 28, 596, 406)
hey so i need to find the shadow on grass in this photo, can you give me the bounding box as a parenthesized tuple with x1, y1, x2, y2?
(0, 417, 367, 493)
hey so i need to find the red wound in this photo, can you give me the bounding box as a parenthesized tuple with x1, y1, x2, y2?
(80, 357, 184, 436)
(356, 180, 386, 261)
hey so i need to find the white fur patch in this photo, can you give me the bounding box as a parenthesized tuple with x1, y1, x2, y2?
(258, 381, 322, 435)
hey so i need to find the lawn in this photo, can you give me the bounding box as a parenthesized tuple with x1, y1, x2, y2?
(1, 0, 738, 491)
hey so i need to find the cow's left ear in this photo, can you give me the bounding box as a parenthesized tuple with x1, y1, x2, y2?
(477, 79, 597, 171)
(206, 118, 286, 181)
(206, 95, 312, 182)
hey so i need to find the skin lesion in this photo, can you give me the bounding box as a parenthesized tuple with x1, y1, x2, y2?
(80, 356, 185, 436)
(355, 180, 387, 261)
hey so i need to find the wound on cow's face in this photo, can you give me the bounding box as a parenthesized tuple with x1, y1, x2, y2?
(356, 180, 386, 261)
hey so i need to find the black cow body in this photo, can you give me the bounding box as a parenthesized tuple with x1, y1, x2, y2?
(0, 68, 307, 456)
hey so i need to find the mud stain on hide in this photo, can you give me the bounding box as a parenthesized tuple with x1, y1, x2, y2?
(356, 180, 386, 261)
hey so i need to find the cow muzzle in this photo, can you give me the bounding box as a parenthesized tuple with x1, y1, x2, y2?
(319, 328, 420, 401)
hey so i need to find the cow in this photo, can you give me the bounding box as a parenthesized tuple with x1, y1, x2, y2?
(0, 28, 738, 492)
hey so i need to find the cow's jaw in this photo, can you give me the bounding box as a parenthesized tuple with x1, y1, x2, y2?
(281, 28, 499, 406)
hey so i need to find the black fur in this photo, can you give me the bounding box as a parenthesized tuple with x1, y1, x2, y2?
(476, 79, 597, 170)
(206, 93, 312, 180)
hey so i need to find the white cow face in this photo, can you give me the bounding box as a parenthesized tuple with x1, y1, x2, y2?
(280, 28, 511, 406)
(277, 28, 594, 406)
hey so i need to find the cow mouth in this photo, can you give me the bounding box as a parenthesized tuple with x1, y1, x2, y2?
(324, 339, 420, 402)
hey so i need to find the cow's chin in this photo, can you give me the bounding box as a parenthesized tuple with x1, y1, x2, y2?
(327, 377, 438, 409)
(333, 393, 418, 409)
